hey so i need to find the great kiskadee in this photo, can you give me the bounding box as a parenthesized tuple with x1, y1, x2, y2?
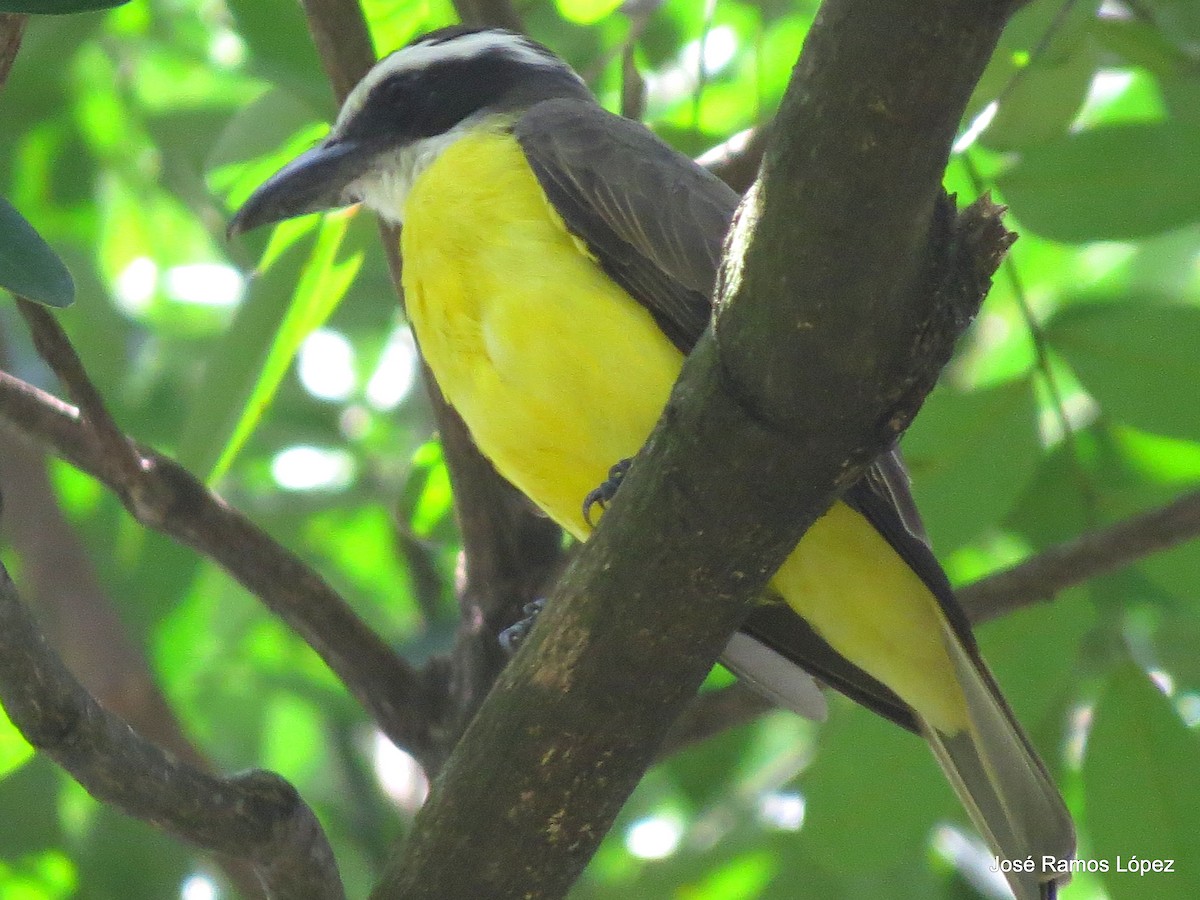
(230, 26, 1074, 898)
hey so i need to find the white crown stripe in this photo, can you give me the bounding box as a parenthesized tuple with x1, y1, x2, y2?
(335, 31, 571, 134)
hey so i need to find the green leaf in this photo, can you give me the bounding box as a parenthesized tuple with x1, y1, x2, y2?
(980, 36, 1099, 151)
(0, 703, 34, 782)
(0, 0, 127, 11)
(799, 703, 955, 873)
(902, 379, 1041, 551)
(260, 693, 326, 784)
(687, 850, 777, 900)
(1047, 302, 1200, 440)
(0, 758, 63, 857)
(998, 122, 1200, 241)
(966, 0, 1099, 126)
(1083, 664, 1200, 900)
(1152, 0, 1200, 46)
(0, 196, 74, 307)
(206, 90, 325, 195)
(1089, 17, 1194, 80)
(192, 213, 363, 484)
(556, 0, 623, 25)
(74, 805, 191, 900)
(1161, 76, 1200, 125)
(225, 0, 333, 117)
(405, 439, 455, 538)
(1141, 539, 1200, 607)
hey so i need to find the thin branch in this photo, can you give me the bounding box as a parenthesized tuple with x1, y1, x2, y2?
(959, 154, 1100, 524)
(961, 489, 1200, 624)
(0, 13, 25, 89)
(299, 0, 377, 104)
(956, 0, 1098, 525)
(620, 37, 646, 121)
(0, 561, 345, 900)
(0, 369, 444, 773)
(16, 299, 151, 502)
(0, 425, 265, 899)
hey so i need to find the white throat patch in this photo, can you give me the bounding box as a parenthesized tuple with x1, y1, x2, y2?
(346, 115, 503, 225)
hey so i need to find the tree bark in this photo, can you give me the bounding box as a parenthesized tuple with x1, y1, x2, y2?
(371, 1, 1022, 898)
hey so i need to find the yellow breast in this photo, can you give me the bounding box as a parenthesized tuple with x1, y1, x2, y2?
(399, 127, 964, 732)
(401, 129, 683, 539)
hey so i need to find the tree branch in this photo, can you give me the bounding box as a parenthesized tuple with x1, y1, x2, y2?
(299, 0, 377, 104)
(962, 488, 1200, 624)
(659, 683, 776, 758)
(0, 560, 344, 900)
(701, 127, 767, 194)
(0, 424, 266, 899)
(370, 2, 1020, 898)
(0, 13, 25, 89)
(16, 299, 163, 510)
(0, 367, 444, 772)
(664, 487, 1200, 750)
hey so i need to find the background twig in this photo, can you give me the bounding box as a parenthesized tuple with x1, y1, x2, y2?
(0, 368, 443, 772)
(962, 489, 1200, 624)
(0, 421, 266, 899)
(0, 13, 24, 88)
(0, 561, 345, 900)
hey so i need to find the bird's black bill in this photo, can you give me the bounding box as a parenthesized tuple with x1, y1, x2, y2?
(227, 138, 375, 238)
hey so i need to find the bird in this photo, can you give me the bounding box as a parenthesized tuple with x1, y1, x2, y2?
(229, 25, 1075, 898)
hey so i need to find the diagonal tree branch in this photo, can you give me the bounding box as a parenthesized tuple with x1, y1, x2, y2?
(0, 366, 444, 773)
(0, 420, 267, 899)
(371, 1, 1024, 898)
(16, 298, 161, 508)
(0, 560, 344, 900)
(961, 488, 1200, 624)
(0, 13, 24, 88)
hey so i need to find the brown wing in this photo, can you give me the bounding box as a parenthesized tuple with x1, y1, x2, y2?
(515, 98, 978, 731)
(515, 99, 728, 353)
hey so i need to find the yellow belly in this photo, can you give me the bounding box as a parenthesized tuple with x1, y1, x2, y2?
(401, 130, 966, 732)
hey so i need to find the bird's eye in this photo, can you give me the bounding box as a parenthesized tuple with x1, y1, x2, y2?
(378, 74, 413, 106)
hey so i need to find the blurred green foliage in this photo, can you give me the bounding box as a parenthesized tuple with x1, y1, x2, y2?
(1, 0, 1200, 898)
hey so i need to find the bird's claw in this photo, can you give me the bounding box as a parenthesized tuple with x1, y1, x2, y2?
(582, 458, 633, 527)
(499, 598, 547, 655)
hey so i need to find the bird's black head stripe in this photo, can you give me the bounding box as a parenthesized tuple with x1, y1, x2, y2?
(340, 29, 591, 145)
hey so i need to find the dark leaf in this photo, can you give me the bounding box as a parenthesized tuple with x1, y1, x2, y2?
(0, 195, 74, 307)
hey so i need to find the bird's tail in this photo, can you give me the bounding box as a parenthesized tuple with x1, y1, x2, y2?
(923, 617, 1076, 900)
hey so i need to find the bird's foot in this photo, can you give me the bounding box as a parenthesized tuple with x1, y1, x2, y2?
(498, 598, 547, 655)
(582, 458, 633, 527)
